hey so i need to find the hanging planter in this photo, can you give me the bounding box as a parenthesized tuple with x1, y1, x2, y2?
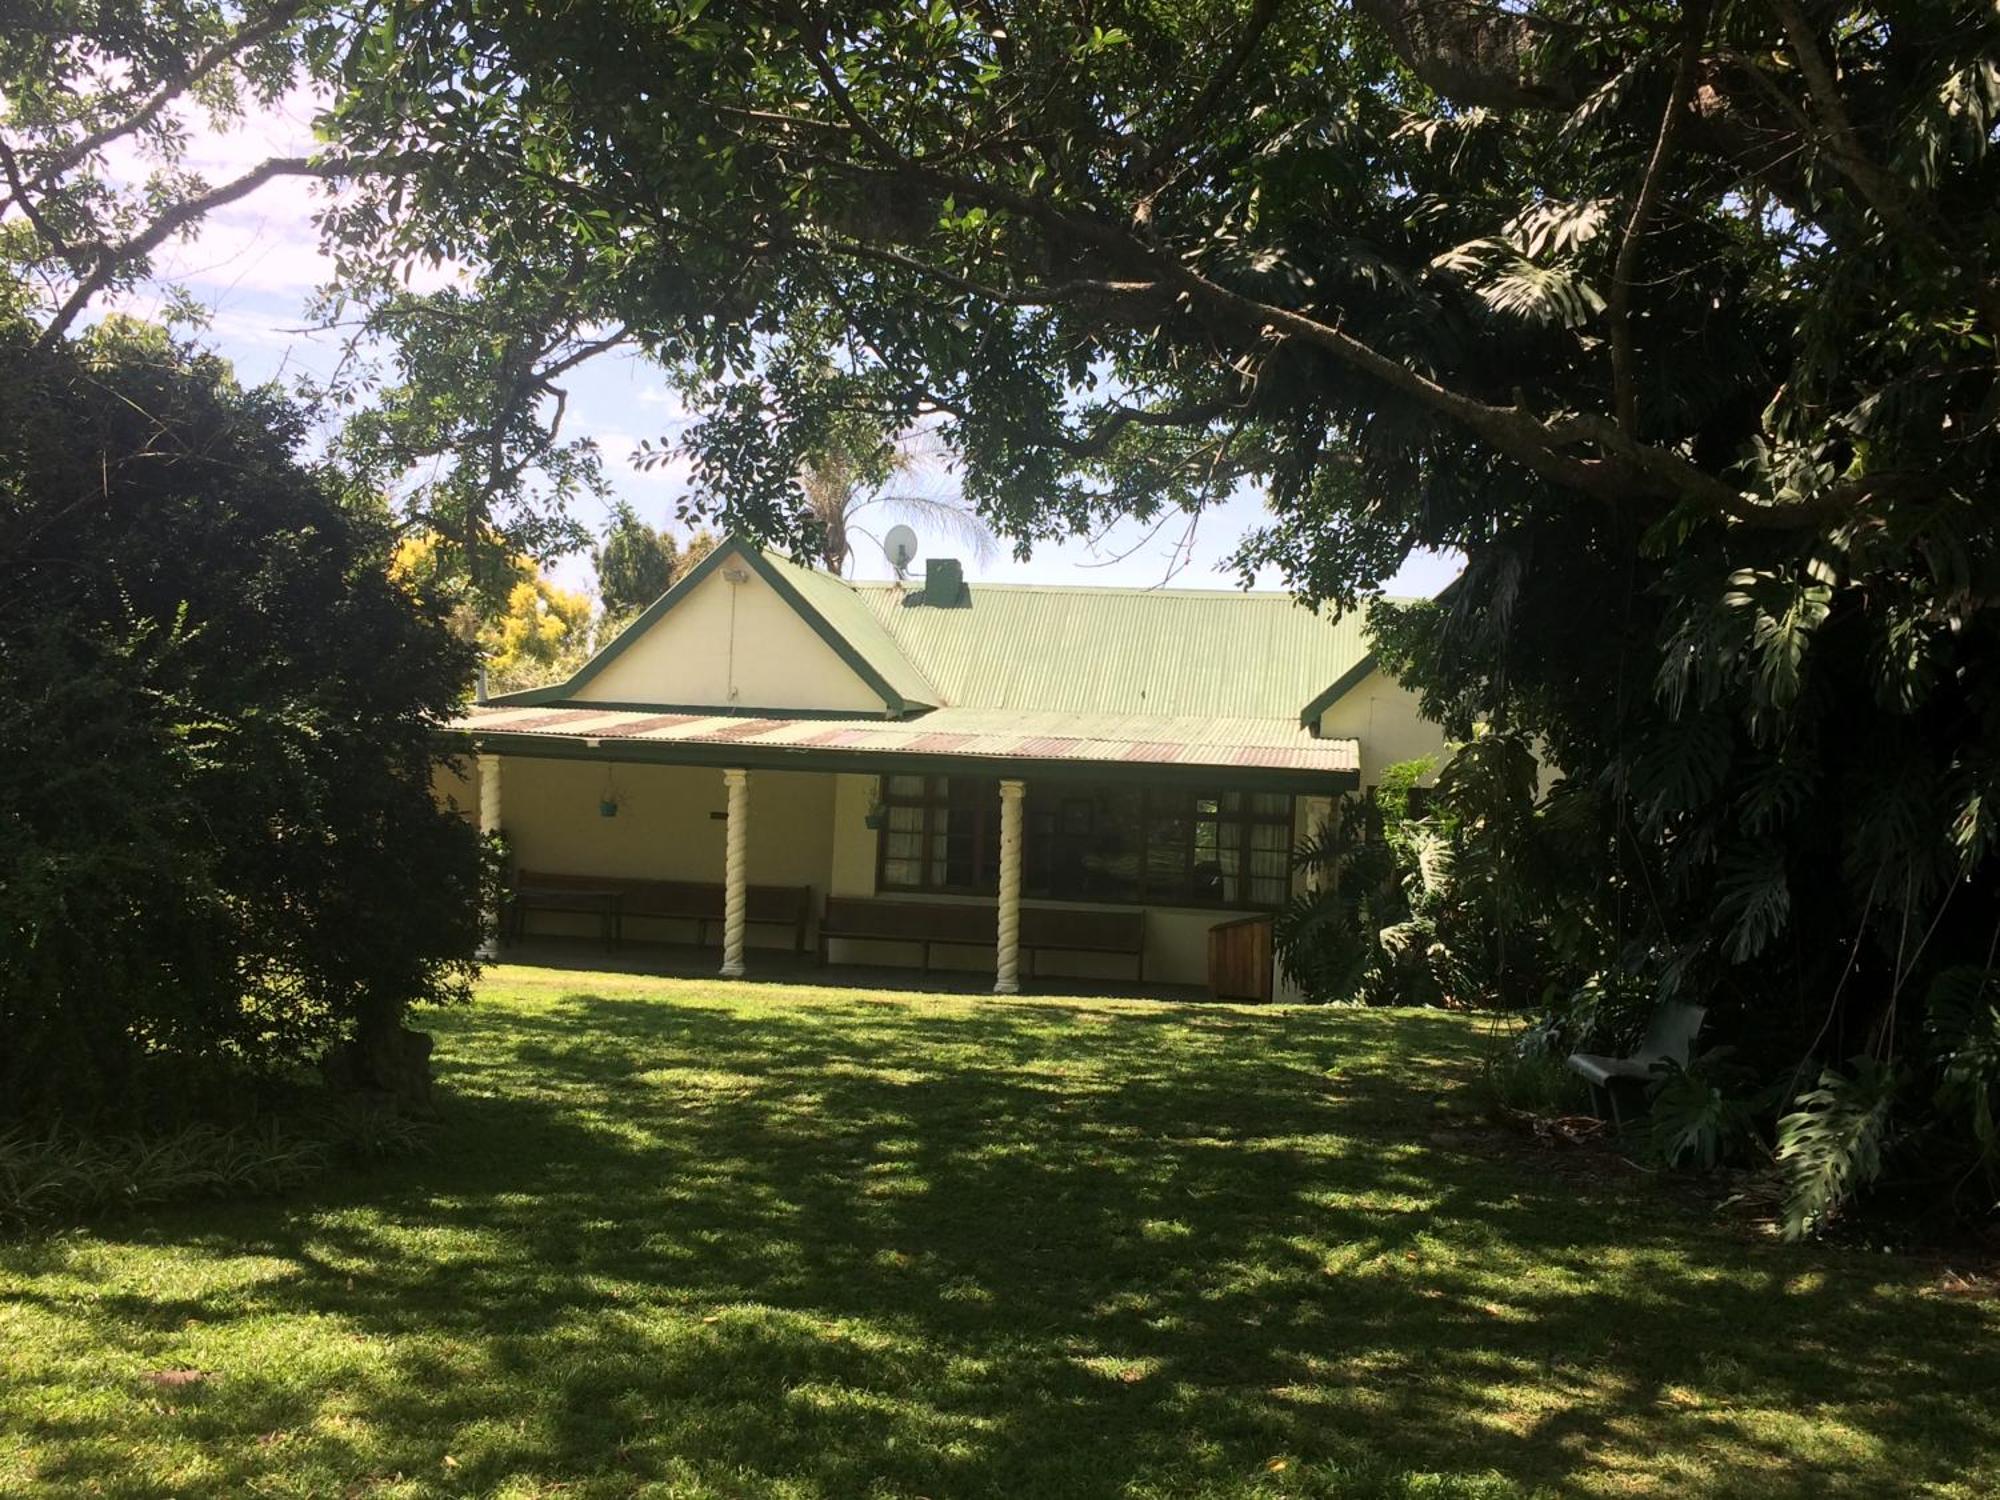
(863, 779, 889, 830)
(599, 764, 621, 818)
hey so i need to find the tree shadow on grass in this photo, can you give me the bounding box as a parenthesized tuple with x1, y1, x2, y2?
(7, 987, 1997, 1499)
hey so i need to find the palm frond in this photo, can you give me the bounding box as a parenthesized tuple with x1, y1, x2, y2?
(864, 491, 999, 564)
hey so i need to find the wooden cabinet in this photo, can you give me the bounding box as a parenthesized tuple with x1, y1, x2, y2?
(1207, 914, 1273, 1002)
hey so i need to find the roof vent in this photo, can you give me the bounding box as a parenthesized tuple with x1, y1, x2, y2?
(923, 557, 967, 607)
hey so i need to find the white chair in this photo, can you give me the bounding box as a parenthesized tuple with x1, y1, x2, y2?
(1567, 1003, 1706, 1126)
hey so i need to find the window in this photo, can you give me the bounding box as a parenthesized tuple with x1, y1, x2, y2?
(878, 776, 1294, 908)
(876, 775, 1000, 894)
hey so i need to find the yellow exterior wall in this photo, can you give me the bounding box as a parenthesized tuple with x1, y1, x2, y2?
(828, 773, 880, 897)
(483, 757, 836, 949)
(583, 565, 885, 713)
(1317, 668, 1451, 786)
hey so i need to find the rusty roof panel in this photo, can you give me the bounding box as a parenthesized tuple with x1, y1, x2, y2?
(448, 704, 1359, 777)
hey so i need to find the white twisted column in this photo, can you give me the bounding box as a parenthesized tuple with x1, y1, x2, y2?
(720, 768, 750, 977)
(994, 779, 1025, 994)
(477, 752, 503, 957)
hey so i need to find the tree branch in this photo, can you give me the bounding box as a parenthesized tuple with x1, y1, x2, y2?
(1137, 0, 1286, 180)
(1608, 0, 1710, 439)
(819, 233, 1158, 307)
(0, 138, 78, 263)
(534, 326, 631, 385)
(741, 83, 1890, 531)
(36, 153, 401, 347)
(774, 3, 909, 166)
(22, 1, 313, 192)
(1352, 0, 1586, 110)
(1764, 0, 1914, 236)
(1052, 392, 1243, 459)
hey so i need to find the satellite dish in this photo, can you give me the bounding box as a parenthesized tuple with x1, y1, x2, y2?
(884, 524, 920, 578)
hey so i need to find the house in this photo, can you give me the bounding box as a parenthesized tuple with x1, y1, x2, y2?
(438, 536, 1447, 998)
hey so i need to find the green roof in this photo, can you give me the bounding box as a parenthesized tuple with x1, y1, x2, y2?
(489, 538, 1383, 725)
(757, 551, 940, 710)
(851, 580, 1374, 721)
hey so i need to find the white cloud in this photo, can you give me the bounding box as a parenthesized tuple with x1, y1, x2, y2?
(588, 429, 696, 489)
(634, 382, 687, 413)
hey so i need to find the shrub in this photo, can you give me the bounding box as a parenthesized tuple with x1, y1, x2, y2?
(0, 320, 489, 1124)
(1474, 1037, 1591, 1120)
(0, 1101, 437, 1235)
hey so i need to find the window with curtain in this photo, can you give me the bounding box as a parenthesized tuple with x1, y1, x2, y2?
(876, 776, 1294, 908)
(876, 774, 1001, 894)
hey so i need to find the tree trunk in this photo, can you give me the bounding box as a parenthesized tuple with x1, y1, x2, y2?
(321, 991, 435, 1117)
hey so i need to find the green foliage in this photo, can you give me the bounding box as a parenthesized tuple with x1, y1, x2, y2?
(1475, 1039, 1590, 1120)
(1648, 1053, 1771, 1171)
(1274, 772, 1404, 1004)
(0, 321, 488, 1123)
(0, 1121, 332, 1235)
(1776, 1059, 1903, 1241)
(1926, 967, 2000, 1169)
(592, 502, 680, 617)
(0, 1, 341, 331)
(318, 285, 612, 607)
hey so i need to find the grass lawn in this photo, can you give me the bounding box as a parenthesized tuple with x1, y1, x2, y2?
(3, 967, 1996, 1498)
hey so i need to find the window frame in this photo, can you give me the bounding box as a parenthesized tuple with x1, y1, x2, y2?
(874, 774, 1001, 896)
(874, 775, 1295, 910)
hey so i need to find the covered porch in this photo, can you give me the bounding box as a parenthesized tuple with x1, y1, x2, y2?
(440, 702, 1359, 998)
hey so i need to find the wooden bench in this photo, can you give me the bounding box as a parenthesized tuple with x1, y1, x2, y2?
(1022, 905, 1146, 982)
(509, 871, 813, 953)
(817, 897, 992, 971)
(507, 874, 625, 948)
(818, 897, 1146, 980)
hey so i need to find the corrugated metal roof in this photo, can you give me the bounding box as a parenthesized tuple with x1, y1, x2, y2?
(452, 703, 1360, 777)
(757, 549, 942, 709)
(850, 580, 1373, 719)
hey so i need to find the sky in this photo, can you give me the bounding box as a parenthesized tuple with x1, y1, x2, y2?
(106, 92, 1461, 606)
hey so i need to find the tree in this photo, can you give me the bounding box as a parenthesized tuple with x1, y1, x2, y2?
(0, 317, 487, 1122)
(317, 1, 1985, 548)
(593, 501, 680, 616)
(798, 416, 996, 574)
(0, 1, 342, 344)
(392, 531, 596, 691)
(681, 528, 720, 572)
(484, 566, 595, 691)
(1, 3, 617, 601)
(317, 0, 1997, 1229)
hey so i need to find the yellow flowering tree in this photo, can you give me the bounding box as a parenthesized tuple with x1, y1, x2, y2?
(484, 572, 593, 690)
(390, 532, 594, 692)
